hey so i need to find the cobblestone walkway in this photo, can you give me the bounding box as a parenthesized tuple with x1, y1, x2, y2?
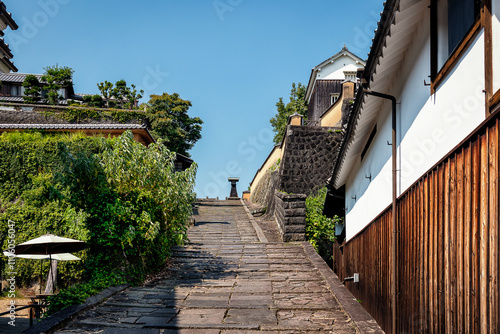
(56, 200, 359, 334)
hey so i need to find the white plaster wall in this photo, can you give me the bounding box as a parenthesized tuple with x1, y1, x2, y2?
(345, 32, 486, 241)
(316, 56, 363, 80)
(249, 146, 282, 194)
(493, 0, 500, 92)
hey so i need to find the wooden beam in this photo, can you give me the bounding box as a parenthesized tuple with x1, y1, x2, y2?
(483, 0, 493, 115)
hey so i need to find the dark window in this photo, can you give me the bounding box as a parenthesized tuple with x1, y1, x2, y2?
(448, 0, 480, 55)
(11, 85, 20, 96)
(431, 0, 482, 87)
(361, 125, 377, 161)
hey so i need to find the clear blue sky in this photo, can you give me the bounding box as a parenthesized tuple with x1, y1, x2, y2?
(4, 0, 384, 198)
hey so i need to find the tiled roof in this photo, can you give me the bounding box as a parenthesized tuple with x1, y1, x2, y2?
(0, 123, 147, 130)
(0, 96, 23, 102)
(0, 96, 72, 105)
(0, 73, 43, 83)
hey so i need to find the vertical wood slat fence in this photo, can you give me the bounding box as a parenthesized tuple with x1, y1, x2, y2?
(332, 115, 500, 333)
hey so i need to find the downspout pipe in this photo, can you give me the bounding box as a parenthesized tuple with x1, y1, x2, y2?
(362, 88, 398, 334)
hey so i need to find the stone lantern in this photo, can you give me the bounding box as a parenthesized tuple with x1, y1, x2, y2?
(228, 177, 239, 199)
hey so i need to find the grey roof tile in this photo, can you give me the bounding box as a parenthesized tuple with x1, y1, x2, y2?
(0, 123, 146, 130)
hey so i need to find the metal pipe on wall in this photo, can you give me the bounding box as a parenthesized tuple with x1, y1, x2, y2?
(362, 88, 398, 334)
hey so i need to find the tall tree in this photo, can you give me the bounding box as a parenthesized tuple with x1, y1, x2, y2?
(22, 75, 41, 103)
(97, 81, 113, 108)
(112, 79, 128, 108)
(146, 93, 203, 156)
(41, 65, 74, 105)
(126, 84, 144, 109)
(269, 82, 308, 145)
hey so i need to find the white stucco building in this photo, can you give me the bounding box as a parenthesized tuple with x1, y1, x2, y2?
(331, 0, 500, 241)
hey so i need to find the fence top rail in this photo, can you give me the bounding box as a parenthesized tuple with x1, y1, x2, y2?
(0, 304, 41, 316)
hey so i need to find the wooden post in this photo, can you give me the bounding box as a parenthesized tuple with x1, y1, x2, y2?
(44, 259, 58, 294)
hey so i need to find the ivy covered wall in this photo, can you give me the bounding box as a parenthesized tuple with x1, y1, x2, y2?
(0, 131, 197, 294)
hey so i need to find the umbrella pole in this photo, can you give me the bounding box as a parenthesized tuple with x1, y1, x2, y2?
(39, 259, 42, 295)
(49, 253, 54, 294)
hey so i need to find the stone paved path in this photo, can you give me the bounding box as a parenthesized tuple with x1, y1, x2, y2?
(56, 200, 359, 334)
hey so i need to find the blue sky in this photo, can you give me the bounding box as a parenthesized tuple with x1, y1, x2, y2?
(4, 0, 384, 198)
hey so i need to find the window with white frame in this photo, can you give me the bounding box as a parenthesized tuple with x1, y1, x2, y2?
(331, 93, 340, 105)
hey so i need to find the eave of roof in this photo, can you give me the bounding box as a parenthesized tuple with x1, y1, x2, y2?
(0, 38, 13, 58)
(176, 153, 194, 164)
(0, 56, 17, 72)
(0, 3, 18, 30)
(331, 0, 428, 189)
(0, 123, 148, 130)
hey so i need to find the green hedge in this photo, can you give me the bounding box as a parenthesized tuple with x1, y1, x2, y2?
(0, 130, 197, 313)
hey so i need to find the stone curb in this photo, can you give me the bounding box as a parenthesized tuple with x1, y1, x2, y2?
(240, 199, 268, 243)
(21, 283, 131, 334)
(301, 242, 385, 334)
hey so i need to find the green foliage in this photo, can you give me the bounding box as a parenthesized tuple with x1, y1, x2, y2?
(125, 84, 144, 109)
(41, 65, 74, 105)
(107, 109, 145, 123)
(98, 80, 143, 109)
(59, 107, 143, 123)
(83, 95, 104, 108)
(146, 92, 203, 156)
(270, 83, 308, 145)
(305, 187, 341, 255)
(22, 75, 42, 104)
(97, 81, 113, 108)
(0, 130, 197, 313)
(100, 132, 197, 247)
(112, 79, 128, 108)
(46, 272, 124, 316)
(0, 131, 98, 202)
(268, 158, 280, 172)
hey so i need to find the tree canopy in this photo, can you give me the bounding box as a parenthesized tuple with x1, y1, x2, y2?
(41, 65, 74, 105)
(97, 80, 113, 108)
(22, 74, 41, 103)
(97, 79, 144, 109)
(269, 82, 308, 145)
(146, 93, 203, 156)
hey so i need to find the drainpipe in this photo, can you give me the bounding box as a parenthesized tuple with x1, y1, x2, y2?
(362, 88, 398, 334)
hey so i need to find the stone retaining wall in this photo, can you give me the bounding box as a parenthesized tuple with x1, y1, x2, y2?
(274, 191, 306, 242)
(249, 170, 279, 215)
(279, 125, 341, 196)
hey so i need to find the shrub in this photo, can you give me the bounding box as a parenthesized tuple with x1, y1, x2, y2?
(305, 187, 342, 260)
(0, 131, 197, 313)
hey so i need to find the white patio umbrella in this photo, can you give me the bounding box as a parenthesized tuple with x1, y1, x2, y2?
(3, 252, 81, 294)
(3, 252, 81, 261)
(5, 234, 86, 294)
(12, 234, 86, 255)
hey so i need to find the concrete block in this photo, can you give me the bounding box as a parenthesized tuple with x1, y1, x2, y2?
(287, 217, 306, 224)
(288, 201, 306, 209)
(285, 208, 306, 217)
(289, 233, 306, 241)
(285, 225, 306, 234)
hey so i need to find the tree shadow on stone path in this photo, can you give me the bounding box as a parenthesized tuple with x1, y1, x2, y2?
(60, 240, 238, 333)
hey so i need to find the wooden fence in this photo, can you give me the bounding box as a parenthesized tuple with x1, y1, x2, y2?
(333, 115, 500, 333)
